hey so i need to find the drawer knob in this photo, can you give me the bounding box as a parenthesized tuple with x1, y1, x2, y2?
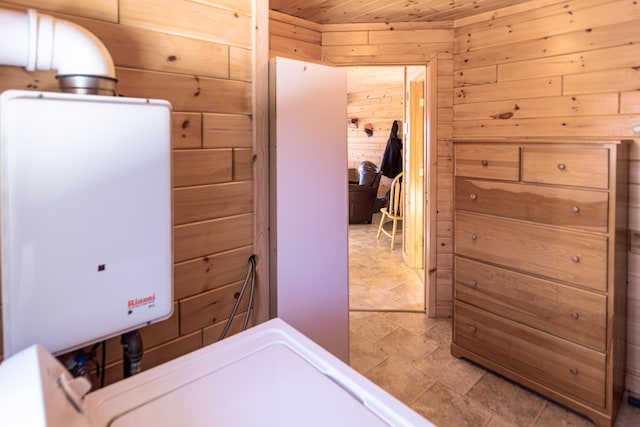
(557, 163, 567, 171)
(571, 311, 580, 320)
(572, 206, 580, 213)
(570, 368, 578, 376)
(481, 160, 488, 167)
(469, 326, 477, 333)
(571, 255, 580, 263)
(469, 280, 477, 288)
(470, 193, 478, 201)
(471, 233, 478, 241)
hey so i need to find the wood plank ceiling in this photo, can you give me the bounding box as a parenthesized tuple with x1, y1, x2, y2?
(269, 0, 535, 24)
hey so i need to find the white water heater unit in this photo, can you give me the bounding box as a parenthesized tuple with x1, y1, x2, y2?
(0, 89, 173, 357)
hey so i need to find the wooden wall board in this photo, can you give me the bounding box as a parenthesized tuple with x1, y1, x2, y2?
(621, 92, 640, 115)
(71, 16, 231, 79)
(498, 44, 640, 82)
(234, 148, 253, 181)
(453, 94, 619, 121)
(172, 112, 203, 149)
(453, 115, 640, 138)
(202, 312, 251, 345)
(323, 43, 451, 65)
(135, 330, 202, 371)
(178, 280, 251, 335)
(322, 31, 369, 47)
(454, 65, 497, 87)
(173, 182, 253, 225)
(173, 213, 253, 263)
(0, 0, 117, 21)
(368, 29, 454, 45)
(174, 246, 254, 300)
(564, 68, 640, 96)
(455, 20, 640, 72)
(270, 18, 322, 44)
(115, 68, 251, 114)
(230, 46, 253, 82)
(173, 149, 233, 187)
(454, 77, 561, 104)
(454, 0, 631, 53)
(120, 0, 252, 48)
(203, 113, 253, 148)
(269, 34, 323, 61)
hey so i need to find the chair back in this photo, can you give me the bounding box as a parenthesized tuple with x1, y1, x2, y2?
(388, 172, 403, 216)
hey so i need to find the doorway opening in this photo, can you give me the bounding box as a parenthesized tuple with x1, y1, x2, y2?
(345, 64, 435, 314)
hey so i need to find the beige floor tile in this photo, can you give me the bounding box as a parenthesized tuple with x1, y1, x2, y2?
(534, 401, 596, 427)
(421, 318, 453, 347)
(364, 355, 436, 406)
(467, 371, 546, 426)
(415, 346, 486, 395)
(349, 331, 390, 374)
(412, 382, 494, 427)
(482, 413, 522, 427)
(385, 311, 443, 335)
(374, 327, 439, 364)
(349, 311, 399, 342)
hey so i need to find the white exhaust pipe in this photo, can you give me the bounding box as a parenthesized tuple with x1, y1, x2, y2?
(0, 8, 116, 95)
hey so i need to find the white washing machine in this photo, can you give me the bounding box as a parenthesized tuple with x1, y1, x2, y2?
(0, 318, 434, 427)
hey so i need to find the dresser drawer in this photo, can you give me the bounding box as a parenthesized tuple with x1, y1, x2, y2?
(522, 146, 609, 189)
(455, 144, 520, 181)
(455, 257, 606, 350)
(454, 302, 605, 408)
(455, 212, 608, 291)
(455, 178, 609, 232)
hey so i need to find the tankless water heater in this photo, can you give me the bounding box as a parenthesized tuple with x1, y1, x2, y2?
(0, 90, 173, 357)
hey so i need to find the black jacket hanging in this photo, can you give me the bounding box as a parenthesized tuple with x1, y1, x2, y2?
(380, 120, 402, 179)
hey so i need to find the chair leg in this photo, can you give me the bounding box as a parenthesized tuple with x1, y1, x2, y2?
(376, 213, 385, 239)
(390, 218, 397, 248)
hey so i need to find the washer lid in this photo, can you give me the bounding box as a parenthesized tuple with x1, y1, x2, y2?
(108, 342, 389, 426)
(87, 319, 433, 427)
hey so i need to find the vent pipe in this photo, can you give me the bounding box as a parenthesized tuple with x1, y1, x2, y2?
(0, 8, 116, 95)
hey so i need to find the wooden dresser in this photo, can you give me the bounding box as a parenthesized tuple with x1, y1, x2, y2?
(451, 139, 629, 427)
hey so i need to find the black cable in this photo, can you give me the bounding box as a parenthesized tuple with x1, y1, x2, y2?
(241, 256, 257, 331)
(219, 255, 256, 341)
(100, 340, 106, 388)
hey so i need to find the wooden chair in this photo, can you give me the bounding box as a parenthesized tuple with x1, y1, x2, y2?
(376, 172, 403, 249)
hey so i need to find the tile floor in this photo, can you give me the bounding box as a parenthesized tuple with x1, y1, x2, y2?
(348, 215, 640, 426)
(349, 213, 424, 311)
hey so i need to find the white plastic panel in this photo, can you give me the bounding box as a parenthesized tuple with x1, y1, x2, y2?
(1, 90, 173, 357)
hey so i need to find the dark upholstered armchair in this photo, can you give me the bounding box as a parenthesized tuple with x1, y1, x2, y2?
(349, 162, 381, 224)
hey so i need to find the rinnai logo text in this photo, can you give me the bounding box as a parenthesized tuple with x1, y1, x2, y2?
(128, 294, 156, 309)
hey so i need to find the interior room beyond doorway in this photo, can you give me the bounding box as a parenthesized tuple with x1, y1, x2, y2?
(345, 65, 426, 312)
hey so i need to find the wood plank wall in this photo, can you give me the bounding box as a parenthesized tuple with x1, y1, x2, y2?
(0, 0, 256, 386)
(268, 11, 456, 318)
(452, 0, 640, 395)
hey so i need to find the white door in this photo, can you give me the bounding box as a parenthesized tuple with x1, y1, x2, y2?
(269, 57, 349, 362)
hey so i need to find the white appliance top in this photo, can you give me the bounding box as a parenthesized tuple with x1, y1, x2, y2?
(0, 318, 434, 427)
